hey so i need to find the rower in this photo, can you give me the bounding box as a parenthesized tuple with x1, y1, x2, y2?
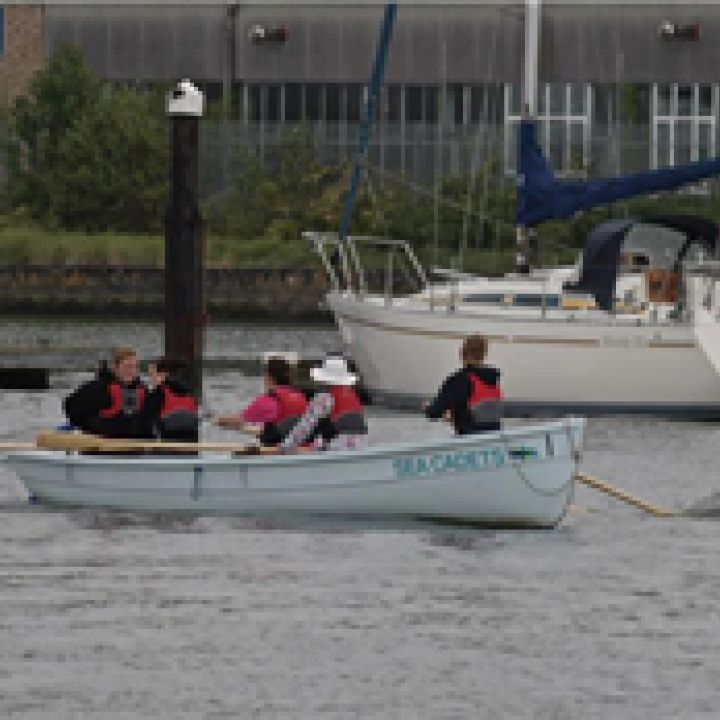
(424, 334, 503, 435)
(63, 347, 150, 439)
(144, 359, 199, 442)
(280, 355, 368, 452)
(214, 356, 308, 447)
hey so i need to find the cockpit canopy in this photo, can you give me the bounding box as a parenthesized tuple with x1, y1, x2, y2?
(566, 215, 718, 310)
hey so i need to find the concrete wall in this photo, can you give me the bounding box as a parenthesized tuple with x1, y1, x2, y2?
(0, 265, 332, 321)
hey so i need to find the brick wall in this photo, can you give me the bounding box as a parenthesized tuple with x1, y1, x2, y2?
(0, 4, 45, 107)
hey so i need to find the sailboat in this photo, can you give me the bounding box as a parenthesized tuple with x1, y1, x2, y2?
(308, 1, 720, 419)
(310, 215, 720, 418)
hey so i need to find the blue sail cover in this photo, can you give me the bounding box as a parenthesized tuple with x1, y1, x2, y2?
(516, 120, 720, 227)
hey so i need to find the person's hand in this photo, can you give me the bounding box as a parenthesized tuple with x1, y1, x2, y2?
(148, 363, 167, 388)
(213, 416, 239, 430)
(214, 416, 261, 435)
(442, 410, 453, 423)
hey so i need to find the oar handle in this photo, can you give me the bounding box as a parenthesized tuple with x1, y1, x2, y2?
(0, 442, 37, 451)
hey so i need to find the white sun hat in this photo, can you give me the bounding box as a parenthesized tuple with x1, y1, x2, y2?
(310, 356, 358, 386)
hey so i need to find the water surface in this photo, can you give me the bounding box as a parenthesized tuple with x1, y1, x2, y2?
(1, 322, 719, 718)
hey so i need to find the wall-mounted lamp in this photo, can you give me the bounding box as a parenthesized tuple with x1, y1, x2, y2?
(659, 21, 700, 41)
(249, 24, 290, 44)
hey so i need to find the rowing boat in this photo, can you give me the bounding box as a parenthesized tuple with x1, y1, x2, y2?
(3, 418, 584, 527)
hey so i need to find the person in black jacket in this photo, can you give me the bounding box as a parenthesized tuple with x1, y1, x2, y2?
(142, 359, 199, 442)
(63, 347, 151, 438)
(424, 334, 503, 435)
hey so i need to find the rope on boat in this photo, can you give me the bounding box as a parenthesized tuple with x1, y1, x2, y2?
(499, 435, 574, 498)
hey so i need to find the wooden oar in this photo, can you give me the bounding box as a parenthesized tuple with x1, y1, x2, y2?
(574, 471, 678, 518)
(0, 441, 39, 451)
(34, 431, 277, 455)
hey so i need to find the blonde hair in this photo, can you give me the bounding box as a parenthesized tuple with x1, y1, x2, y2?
(461, 335, 488, 365)
(111, 347, 138, 367)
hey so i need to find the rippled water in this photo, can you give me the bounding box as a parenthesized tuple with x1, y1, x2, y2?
(0, 317, 341, 358)
(2, 321, 720, 718)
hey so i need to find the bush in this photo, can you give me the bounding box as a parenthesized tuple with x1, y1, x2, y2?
(47, 88, 168, 232)
(9, 45, 168, 233)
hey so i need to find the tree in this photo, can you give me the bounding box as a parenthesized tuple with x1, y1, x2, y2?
(9, 44, 100, 218)
(9, 44, 169, 232)
(47, 88, 168, 232)
(204, 147, 276, 241)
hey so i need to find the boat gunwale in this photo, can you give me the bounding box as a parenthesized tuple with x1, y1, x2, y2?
(329, 293, 687, 330)
(3, 418, 584, 469)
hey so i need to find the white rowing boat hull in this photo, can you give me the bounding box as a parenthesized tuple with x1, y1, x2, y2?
(5, 419, 584, 528)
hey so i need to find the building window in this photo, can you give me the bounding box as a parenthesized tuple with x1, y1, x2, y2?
(385, 85, 401, 124)
(326, 84, 341, 123)
(504, 83, 592, 174)
(249, 85, 262, 123)
(346, 84, 363, 124)
(424, 86, 438, 125)
(406, 85, 423, 124)
(652, 84, 717, 168)
(306, 84, 322, 123)
(266, 85, 281, 124)
(448, 84, 464, 126)
(284, 83, 302, 123)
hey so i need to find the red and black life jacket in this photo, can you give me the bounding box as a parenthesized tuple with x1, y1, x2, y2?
(323, 386, 367, 439)
(261, 386, 309, 444)
(98, 382, 145, 419)
(157, 384, 199, 440)
(160, 385, 198, 418)
(467, 372, 503, 426)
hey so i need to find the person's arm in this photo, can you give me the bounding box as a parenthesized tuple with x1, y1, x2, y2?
(280, 393, 333, 452)
(214, 416, 261, 435)
(63, 379, 103, 431)
(214, 395, 278, 435)
(424, 372, 468, 421)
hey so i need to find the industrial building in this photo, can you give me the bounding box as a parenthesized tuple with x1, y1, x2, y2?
(2, 2, 720, 183)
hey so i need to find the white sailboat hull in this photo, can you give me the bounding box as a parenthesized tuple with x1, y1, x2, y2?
(5, 419, 583, 528)
(330, 294, 720, 418)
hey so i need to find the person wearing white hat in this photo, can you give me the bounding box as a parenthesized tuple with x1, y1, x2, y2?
(280, 355, 367, 452)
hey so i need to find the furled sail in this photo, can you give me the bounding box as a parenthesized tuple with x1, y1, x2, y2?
(516, 120, 720, 227)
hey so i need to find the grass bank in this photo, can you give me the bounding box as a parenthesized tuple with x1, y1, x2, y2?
(0, 222, 319, 268)
(0, 220, 579, 273)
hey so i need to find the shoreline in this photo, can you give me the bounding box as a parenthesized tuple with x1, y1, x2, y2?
(0, 264, 334, 323)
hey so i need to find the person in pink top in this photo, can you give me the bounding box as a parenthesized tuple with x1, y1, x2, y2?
(213, 357, 308, 446)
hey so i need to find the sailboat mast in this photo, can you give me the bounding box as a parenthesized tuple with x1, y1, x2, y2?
(516, 0, 541, 274)
(338, 2, 397, 245)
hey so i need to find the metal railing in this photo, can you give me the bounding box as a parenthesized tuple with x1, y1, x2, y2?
(304, 231, 427, 301)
